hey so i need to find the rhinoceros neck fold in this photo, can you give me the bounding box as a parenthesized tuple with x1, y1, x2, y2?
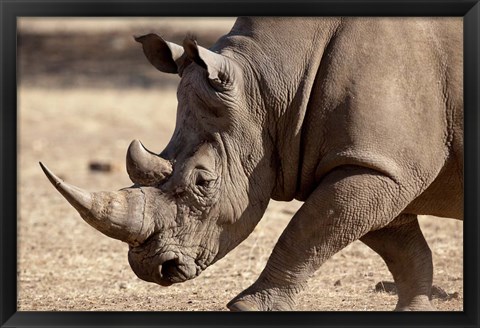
(223, 18, 341, 201)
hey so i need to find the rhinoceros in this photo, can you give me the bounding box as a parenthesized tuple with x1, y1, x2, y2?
(40, 17, 463, 311)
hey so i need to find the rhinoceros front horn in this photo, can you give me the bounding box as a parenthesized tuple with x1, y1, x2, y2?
(39, 162, 147, 245)
(126, 139, 172, 186)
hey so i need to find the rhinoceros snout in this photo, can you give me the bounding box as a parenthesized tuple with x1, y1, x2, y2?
(157, 255, 198, 285)
(160, 259, 184, 283)
(129, 248, 198, 286)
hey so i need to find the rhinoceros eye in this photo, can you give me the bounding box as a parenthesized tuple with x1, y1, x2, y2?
(207, 71, 230, 92)
(195, 170, 215, 187)
(208, 77, 224, 91)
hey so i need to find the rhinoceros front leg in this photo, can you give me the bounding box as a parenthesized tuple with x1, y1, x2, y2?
(360, 214, 434, 311)
(228, 165, 419, 311)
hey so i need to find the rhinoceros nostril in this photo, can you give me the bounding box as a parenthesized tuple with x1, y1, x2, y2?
(160, 259, 178, 278)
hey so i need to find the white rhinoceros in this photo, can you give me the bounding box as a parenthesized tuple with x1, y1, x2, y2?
(41, 17, 463, 311)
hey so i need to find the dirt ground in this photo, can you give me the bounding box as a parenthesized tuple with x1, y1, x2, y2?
(17, 18, 463, 311)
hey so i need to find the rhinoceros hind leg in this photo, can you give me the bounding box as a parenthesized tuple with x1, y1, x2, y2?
(361, 214, 435, 311)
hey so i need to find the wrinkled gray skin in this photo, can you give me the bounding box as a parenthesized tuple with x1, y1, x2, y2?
(41, 17, 463, 311)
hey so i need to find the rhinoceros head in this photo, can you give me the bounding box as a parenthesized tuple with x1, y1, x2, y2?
(41, 33, 275, 286)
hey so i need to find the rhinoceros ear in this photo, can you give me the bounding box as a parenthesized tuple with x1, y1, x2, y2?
(182, 37, 229, 87)
(135, 33, 185, 74)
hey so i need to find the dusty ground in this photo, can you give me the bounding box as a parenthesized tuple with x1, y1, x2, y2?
(17, 18, 463, 311)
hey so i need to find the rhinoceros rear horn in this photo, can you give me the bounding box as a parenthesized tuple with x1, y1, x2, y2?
(39, 162, 147, 245)
(135, 33, 185, 74)
(126, 139, 172, 186)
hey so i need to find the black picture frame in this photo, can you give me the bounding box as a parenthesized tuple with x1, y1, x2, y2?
(1, 1, 479, 327)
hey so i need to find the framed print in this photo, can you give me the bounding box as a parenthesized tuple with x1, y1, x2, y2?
(1, 1, 479, 327)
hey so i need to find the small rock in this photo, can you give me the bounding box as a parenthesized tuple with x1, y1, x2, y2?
(119, 282, 127, 289)
(431, 285, 459, 300)
(431, 285, 449, 299)
(374, 281, 397, 294)
(280, 208, 296, 215)
(334, 280, 342, 287)
(375, 282, 460, 300)
(89, 161, 112, 172)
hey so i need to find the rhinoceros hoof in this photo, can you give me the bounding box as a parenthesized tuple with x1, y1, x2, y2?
(227, 286, 296, 311)
(227, 300, 259, 311)
(227, 297, 294, 311)
(394, 295, 436, 311)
